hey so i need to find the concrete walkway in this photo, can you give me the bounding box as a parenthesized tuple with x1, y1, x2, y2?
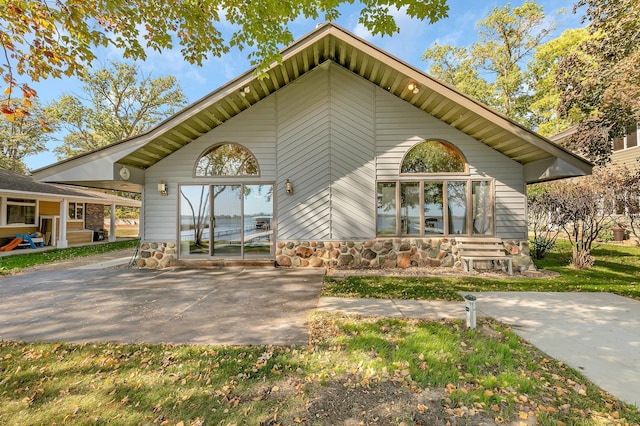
(318, 292, 640, 408)
(466, 292, 640, 409)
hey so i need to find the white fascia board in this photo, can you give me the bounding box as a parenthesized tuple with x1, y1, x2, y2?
(524, 157, 593, 184)
(32, 140, 141, 183)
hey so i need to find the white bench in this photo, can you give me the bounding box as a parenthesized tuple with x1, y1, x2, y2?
(456, 237, 513, 276)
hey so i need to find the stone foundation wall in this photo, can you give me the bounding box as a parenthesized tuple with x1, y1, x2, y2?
(135, 238, 534, 272)
(275, 238, 534, 271)
(136, 242, 177, 268)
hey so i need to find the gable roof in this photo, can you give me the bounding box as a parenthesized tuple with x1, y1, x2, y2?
(33, 23, 592, 185)
(0, 168, 140, 206)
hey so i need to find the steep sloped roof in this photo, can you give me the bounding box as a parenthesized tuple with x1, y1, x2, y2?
(33, 23, 592, 184)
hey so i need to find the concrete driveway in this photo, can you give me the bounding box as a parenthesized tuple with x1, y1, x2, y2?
(465, 292, 640, 408)
(0, 267, 325, 346)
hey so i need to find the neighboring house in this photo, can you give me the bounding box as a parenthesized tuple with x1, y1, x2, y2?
(611, 124, 639, 168)
(549, 124, 640, 169)
(32, 24, 592, 269)
(550, 124, 640, 239)
(0, 168, 140, 249)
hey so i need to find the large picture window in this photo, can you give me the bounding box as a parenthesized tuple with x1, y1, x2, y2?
(6, 198, 36, 225)
(376, 180, 493, 236)
(379, 139, 492, 236)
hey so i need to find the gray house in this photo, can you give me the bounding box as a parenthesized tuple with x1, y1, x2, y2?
(33, 23, 592, 269)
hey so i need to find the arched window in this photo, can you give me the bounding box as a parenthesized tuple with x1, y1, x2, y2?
(378, 140, 492, 237)
(401, 140, 466, 174)
(195, 143, 259, 177)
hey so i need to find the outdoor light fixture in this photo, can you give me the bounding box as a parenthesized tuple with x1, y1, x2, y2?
(240, 86, 251, 97)
(158, 180, 168, 196)
(285, 178, 293, 195)
(407, 81, 419, 94)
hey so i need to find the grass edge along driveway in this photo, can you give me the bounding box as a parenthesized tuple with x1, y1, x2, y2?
(323, 242, 640, 301)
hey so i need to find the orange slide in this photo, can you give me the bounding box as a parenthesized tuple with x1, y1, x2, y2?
(0, 237, 23, 252)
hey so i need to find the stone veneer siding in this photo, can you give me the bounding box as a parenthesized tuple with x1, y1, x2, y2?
(274, 238, 533, 271)
(136, 242, 177, 268)
(84, 203, 104, 232)
(136, 238, 534, 271)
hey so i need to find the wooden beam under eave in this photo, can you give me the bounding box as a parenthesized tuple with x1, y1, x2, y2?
(456, 115, 485, 134)
(368, 60, 381, 84)
(388, 74, 404, 95)
(124, 155, 153, 167)
(358, 55, 369, 77)
(440, 105, 464, 124)
(481, 130, 510, 145)
(160, 136, 184, 149)
(291, 55, 301, 79)
(137, 148, 163, 160)
(429, 98, 455, 118)
(150, 142, 173, 155)
(501, 142, 538, 158)
(181, 122, 204, 138)
(513, 149, 548, 163)
(192, 115, 213, 131)
(268, 68, 281, 91)
(171, 129, 195, 143)
(313, 43, 320, 67)
(378, 67, 393, 90)
(257, 78, 271, 98)
(281, 63, 291, 85)
(236, 92, 252, 109)
(338, 42, 347, 66)
(323, 36, 331, 61)
(214, 104, 232, 120)
(418, 90, 440, 112)
(349, 48, 358, 72)
(223, 97, 242, 115)
(203, 110, 223, 126)
(302, 50, 310, 73)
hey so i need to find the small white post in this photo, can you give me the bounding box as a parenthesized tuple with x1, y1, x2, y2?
(464, 295, 477, 329)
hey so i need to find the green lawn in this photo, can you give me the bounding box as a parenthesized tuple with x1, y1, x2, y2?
(0, 239, 138, 273)
(323, 241, 640, 301)
(1, 314, 637, 425)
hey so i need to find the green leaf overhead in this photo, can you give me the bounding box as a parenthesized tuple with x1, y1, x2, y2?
(1, 0, 450, 112)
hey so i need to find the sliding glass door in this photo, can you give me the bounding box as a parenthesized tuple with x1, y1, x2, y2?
(180, 184, 273, 258)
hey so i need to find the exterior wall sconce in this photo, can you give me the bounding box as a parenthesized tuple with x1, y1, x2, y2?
(285, 178, 293, 195)
(407, 82, 419, 94)
(158, 180, 168, 196)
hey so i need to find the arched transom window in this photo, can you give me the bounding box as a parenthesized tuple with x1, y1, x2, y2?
(195, 143, 259, 177)
(401, 140, 466, 174)
(378, 140, 493, 237)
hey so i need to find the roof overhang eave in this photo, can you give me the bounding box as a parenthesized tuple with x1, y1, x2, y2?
(523, 157, 593, 184)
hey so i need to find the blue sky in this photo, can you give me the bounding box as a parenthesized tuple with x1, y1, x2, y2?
(25, 0, 584, 171)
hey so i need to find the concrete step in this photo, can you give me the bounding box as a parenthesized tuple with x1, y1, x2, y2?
(174, 259, 276, 268)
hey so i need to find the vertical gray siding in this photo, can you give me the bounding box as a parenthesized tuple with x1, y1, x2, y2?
(276, 66, 332, 240)
(143, 61, 527, 244)
(276, 64, 377, 240)
(329, 66, 376, 239)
